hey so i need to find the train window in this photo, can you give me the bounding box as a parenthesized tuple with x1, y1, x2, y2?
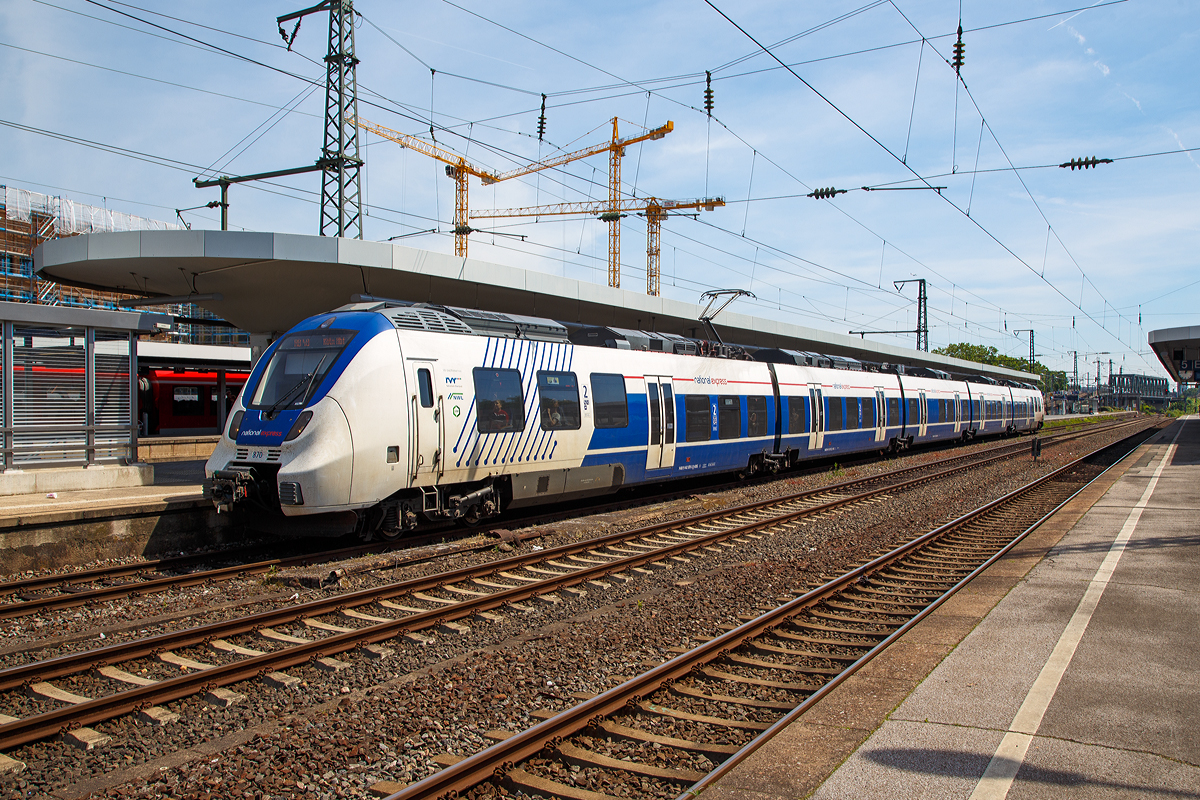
(863, 396, 875, 429)
(887, 398, 899, 427)
(417, 369, 434, 408)
(473, 368, 526, 433)
(747, 396, 768, 437)
(907, 398, 920, 426)
(537, 372, 581, 431)
(685, 395, 711, 441)
(718, 396, 741, 439)
(827, 397, 843, 432)
(787, 396, 806, 435)
(591, 373, 628, 429)
(250, 329, 356, 412)
(173, 386, 203, 416)
(648, 383, 661, 445)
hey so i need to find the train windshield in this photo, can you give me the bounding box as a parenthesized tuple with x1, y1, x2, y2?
(249, 329, 356, 413)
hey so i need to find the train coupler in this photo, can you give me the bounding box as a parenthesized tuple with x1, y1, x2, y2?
(208, 468, 254, 513)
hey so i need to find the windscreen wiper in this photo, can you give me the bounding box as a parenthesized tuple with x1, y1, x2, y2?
(263, 355, 327, 420)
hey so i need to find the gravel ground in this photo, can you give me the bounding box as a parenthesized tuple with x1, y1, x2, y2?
(0, 420, 1158, 800)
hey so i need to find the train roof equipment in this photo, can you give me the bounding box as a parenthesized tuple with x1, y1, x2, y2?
(568, 326, 697, 355)
(338, 296, 569, 342)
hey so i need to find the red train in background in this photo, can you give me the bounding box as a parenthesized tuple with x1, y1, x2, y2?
(137, 369, 248, 436)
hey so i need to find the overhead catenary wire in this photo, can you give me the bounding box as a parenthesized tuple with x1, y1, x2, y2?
(17, 0, 1157, 373)
(704, 0, 1154, 372)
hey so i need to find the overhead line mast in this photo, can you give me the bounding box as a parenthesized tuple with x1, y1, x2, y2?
(194, 1, 364, 237)
(278, 0, 364, 239)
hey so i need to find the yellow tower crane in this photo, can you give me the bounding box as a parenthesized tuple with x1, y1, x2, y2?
(470, 195, 725, 296)
(355, 116, 498, 257)
(355, 116, 673, 261)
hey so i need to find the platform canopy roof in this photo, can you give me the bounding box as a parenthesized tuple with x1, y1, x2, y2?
(1148, 326, 1200, 384)
(36, 230, 1035, 382)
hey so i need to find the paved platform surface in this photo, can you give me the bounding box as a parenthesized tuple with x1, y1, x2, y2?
(707, 416, 1198, 800)
(0, 460, 206, 528)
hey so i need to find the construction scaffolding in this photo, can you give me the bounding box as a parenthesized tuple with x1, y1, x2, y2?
(0, 186, 246, 346)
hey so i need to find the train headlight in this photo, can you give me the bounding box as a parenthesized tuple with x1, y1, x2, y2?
(285, 410, 314, 442)
(227, 410, 244, 440)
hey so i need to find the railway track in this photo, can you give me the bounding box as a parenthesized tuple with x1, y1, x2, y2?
(380, 421, 1164, 800)
(0, 418, 1135, 623)
(0, 418, 1152, 755)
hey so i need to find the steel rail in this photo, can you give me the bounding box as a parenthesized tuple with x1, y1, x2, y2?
(380, 423, 1161, 800)
(0, 418, 1127, 611)
(0, 420, 1137, 751)
(678, 423, 1164, 797)
(0, 528, 543, 620)
(0, 421, 1093, 695)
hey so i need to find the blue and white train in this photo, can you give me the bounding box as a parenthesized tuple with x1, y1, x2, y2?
(205, 299, 1044, 537)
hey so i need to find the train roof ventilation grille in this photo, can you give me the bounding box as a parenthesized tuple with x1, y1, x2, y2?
(386, 308, 474, 336)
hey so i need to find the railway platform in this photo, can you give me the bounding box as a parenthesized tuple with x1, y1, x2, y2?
(706, 416, 1198, 799)
(0, 459, 224, 574)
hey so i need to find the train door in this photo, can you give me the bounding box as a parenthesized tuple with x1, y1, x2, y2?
(807, 383, 824, 450)
(918, 390, 929, 438)
(408, 361, 443, 483)
(645, 376, 676, 471)
(874, 388, 886, 443)
(954, 392, 962, 435)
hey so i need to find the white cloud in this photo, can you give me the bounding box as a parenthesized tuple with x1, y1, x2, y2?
(1166, 128, 1200, 171)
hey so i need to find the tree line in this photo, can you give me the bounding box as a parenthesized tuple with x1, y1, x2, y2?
(932, 343, 1068, 391)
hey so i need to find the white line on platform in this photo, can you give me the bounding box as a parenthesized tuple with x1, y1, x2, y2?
(968, 420, 1186, 800)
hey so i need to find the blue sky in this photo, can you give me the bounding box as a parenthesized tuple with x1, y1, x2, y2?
(2, 0, 1196, 383)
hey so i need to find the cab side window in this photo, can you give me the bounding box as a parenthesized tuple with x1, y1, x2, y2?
(417, 369, 434, 408)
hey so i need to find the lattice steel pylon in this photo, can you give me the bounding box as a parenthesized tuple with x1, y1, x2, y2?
(279, 1, 364, 239)
(894, 278, 928, 351)
(319, 0, 363, 238)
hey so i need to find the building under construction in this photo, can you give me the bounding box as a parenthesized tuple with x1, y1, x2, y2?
(0, 185, 246, 346)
